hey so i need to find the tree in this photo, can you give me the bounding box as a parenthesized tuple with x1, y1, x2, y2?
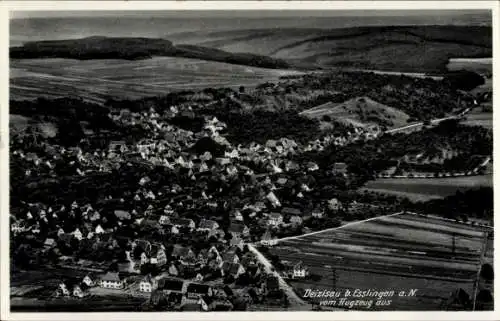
(443, 70, 485, 91)
(480, 263, 494, 281)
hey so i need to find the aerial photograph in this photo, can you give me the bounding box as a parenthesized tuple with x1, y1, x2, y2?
(8, 8, 493, 312)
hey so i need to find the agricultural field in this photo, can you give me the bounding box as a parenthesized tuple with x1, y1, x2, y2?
(360, 175, 493, 202)
(10, 267, 148, 312)
(461, 108, 493, 130)
(9, 114, 31, 135)
(269, 213, 490, 310)
(10, 57, 303, 103)
(446, 58, 492, 77)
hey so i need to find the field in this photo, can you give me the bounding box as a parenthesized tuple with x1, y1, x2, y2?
(10, 57, 303, 103)
(446, 58, 492, 77)
(9, 114, 31, 135)
(300, 96, 410, 129)
(360, 175, 493, 202)
(269, 213, 490, 310)
(175, 26, 492, 73)
(10, 266, 148, 312)
(461, 108, 493, 129)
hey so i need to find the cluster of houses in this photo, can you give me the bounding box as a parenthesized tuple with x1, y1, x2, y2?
(55, 261, 295, 311)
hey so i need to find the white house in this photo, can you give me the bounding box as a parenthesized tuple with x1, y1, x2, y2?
(139, 275, 157, 293)
(292, 261, 308, 279)
(268, 213, 283, 227)
(99, 272, 125, 289)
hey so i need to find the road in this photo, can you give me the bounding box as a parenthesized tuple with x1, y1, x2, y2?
(268, 211, 406, 244)
(247, 244, 307, 306)
(385, 107, 473, 135)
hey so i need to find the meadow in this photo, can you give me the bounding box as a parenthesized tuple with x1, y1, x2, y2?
(269, 213, 489, 310)
(461, 108, 493, 130)
(360, 175, 493, 202)
(10, 57, 303, 103)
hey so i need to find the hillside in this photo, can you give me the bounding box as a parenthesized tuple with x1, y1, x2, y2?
(10, 36, 291, 70)
(170, 25, 492, 73)
(299, 96, 411, 129)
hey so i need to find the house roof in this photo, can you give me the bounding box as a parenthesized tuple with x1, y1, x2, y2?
(114, 210, 131, 220)
(269, 213, 283, 219)
(141, 274, 155, 284)
(186, 283, 211, 294)
(266, 276, 280, 290)
(281, 207, 301, 216)
(333, 162, 348, 171)
(171, 245, 192, 258)
(198, 219, 218, 230)
(228, 223, 247, 233)
(221, 251, 238, 262)
(222, 262, 242, 275)
(170, 217, 194, 227)
(100, 272, 122, 282)
(261, 230, 274, 240)
(157, 278, 184, 292)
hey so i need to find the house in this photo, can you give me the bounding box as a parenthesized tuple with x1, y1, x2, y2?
(230, 235, 244, 249)
(290, 215, 303, 226)
(82, 273, 97, 287)
(197, 219, 219, 232)
(44, 238, 56, 249)
(171, 245, 195, 261)
(265, 275, 280, 294)
(276, 177, 288, 186)
(221, 250, 240, 265)
(139, 275, 158, 293)
(311, 208, 324, 218)
(282, 207, 301, 216)
(261, 230, 278, 246)
(209, 298, 234, 311)
(168, 263, 179, 276)
(328, 198, 341, 211)
(99, 272, 125, 289)
(72, 284, 86, 298)
(158, 215, 170, 225)
(95, 224, 105, 234)
(292, 261, 308, 279)
(170, 218, 196, 230)
(140, 252, 150, 266)
(267, 213, 283, 227)
(56, 282, 71, 296)
(114, 210, 131, 220)
(266, 191, 281, 208)
(332, 162, 348, 175)
(228, 222, 250, 238)
(150, 245, 167, 266)
(186, 283, 213, 299)
(108, 141, 128, 154)
(222, 262, 246, 278)
(157, 278, 184, 294)
(11, 221, 28, 234)
(133, 239, 152, 255)
(232, 210, 244, 222)
(72, 228, 83, 241)
(307, 162, 319, 172)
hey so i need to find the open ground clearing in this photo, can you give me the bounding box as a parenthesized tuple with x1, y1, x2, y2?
(269, 213, 489, 310)
(300, 96, 410, 129)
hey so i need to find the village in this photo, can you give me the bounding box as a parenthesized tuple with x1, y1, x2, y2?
(10, 92, 386, 311)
